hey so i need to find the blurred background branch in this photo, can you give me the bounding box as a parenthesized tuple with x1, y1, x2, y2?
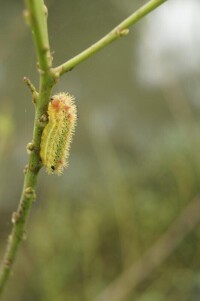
(95, 196, 200, 301)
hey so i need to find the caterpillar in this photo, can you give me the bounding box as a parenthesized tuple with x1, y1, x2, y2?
(40, 92, 77, 175)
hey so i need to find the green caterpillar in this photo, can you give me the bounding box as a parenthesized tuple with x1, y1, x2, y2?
(40, 92, 77, 175)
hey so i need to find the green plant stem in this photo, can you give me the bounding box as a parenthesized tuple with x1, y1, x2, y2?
(0, 0, 54, 296)
(25, 0, 52, 71)
(0, 0, 167, 297)
(53, 0, 167, 76)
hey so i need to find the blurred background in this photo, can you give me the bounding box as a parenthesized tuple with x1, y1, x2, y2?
(0, 0, 200, 300)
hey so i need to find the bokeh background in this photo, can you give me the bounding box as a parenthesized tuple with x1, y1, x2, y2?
(0, 0, 200, 300)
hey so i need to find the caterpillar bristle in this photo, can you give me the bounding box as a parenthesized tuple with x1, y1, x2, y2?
(40, 92, 77, 175)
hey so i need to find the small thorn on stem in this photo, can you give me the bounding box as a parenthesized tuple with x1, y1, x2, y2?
(23, 9, 31, 26)
(11, 212, 20, 224)
(116, 27, 130, 37)
(38, 113, 48, 128)
(23, 77, 39, 104)
(24, 187, 36, 200)
(26, 142, 35, 154)
(43, 5, 48, 17)
(23, 164, 29, 174)
(36, 63, 45, 75)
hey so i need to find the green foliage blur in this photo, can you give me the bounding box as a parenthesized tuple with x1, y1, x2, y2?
(0, 0, 200, 300)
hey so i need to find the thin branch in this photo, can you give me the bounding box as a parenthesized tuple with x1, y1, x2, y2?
(95, 196, 200, 301)
(0, 0, 54, 296)
(23, 77, 39, 104)
(53, 0, 167, 76)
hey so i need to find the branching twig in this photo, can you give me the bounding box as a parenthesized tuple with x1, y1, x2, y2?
(0, 0, 167, 297)
(53, 0, 167, 76)
(23, 77, 39, 104)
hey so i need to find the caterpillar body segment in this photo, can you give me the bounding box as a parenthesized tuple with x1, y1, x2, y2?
(40, 92, 77, 175)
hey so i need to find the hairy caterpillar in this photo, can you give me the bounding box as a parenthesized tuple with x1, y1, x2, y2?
(40, 92, 77, 175)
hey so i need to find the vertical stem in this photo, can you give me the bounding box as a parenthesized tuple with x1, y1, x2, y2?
(25, 0, 52, 71)
(0, 0, 55, 296)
